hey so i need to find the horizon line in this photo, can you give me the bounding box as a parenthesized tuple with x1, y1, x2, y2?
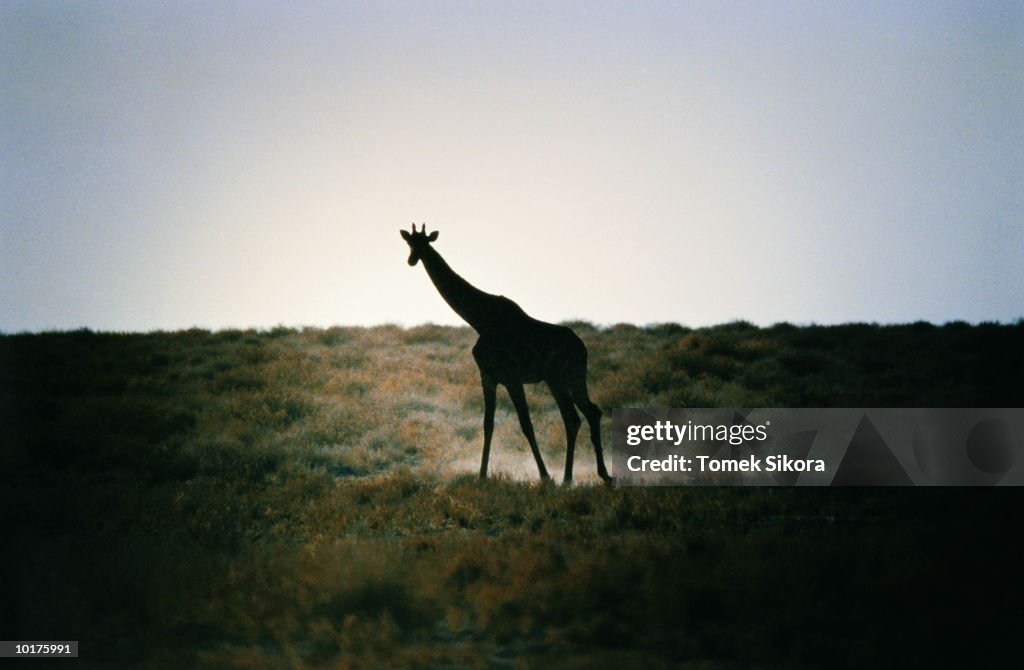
(3, 316, 1022, 337)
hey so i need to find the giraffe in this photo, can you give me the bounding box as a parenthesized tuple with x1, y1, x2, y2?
(400, 224, 613, 485)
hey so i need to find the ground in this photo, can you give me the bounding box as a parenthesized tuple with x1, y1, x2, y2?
(1, 321, 1022, 667)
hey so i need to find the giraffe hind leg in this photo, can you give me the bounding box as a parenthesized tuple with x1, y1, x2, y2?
(570, 382, 612, 484)
(549, 384, 582, 484)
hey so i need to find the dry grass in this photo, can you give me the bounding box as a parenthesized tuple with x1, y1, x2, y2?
(1, 321, 1022, 667)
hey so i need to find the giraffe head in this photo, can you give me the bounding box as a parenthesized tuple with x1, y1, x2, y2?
(400, 223, 439, 266)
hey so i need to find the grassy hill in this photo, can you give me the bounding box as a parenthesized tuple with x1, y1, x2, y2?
(2, 321, 1022, 667)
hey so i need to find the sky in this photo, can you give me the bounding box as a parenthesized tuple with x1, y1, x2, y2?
(2, 1, 1022, 332)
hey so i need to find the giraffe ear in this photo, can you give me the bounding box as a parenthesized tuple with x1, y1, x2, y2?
(427, 231, 439, 242)
(400, 230, 412, 241)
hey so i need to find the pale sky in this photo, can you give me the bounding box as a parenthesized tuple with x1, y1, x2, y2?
(2, 1, 1022, 332)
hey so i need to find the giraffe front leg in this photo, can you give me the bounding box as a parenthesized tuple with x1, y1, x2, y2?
(480, 373, 496, 479)
(506, 382, 551, 482)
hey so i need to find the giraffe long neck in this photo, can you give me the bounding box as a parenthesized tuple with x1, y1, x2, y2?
(419, 246, 501, 332)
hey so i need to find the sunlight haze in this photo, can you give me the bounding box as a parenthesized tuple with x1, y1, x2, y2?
(2, 1, 1021, 331)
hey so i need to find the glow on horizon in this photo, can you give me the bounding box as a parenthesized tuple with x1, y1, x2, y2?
(2, 1, 1021, 332)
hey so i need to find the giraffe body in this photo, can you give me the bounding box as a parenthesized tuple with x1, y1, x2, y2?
(401, 224, 612, 484)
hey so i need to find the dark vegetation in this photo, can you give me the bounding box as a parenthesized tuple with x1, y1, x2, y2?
(1, 321, 1022, 668)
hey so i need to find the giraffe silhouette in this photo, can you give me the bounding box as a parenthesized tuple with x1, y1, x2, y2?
(401, 224, 612, 485)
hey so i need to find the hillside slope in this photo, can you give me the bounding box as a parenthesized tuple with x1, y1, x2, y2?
(1, 321, 1021, 667)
